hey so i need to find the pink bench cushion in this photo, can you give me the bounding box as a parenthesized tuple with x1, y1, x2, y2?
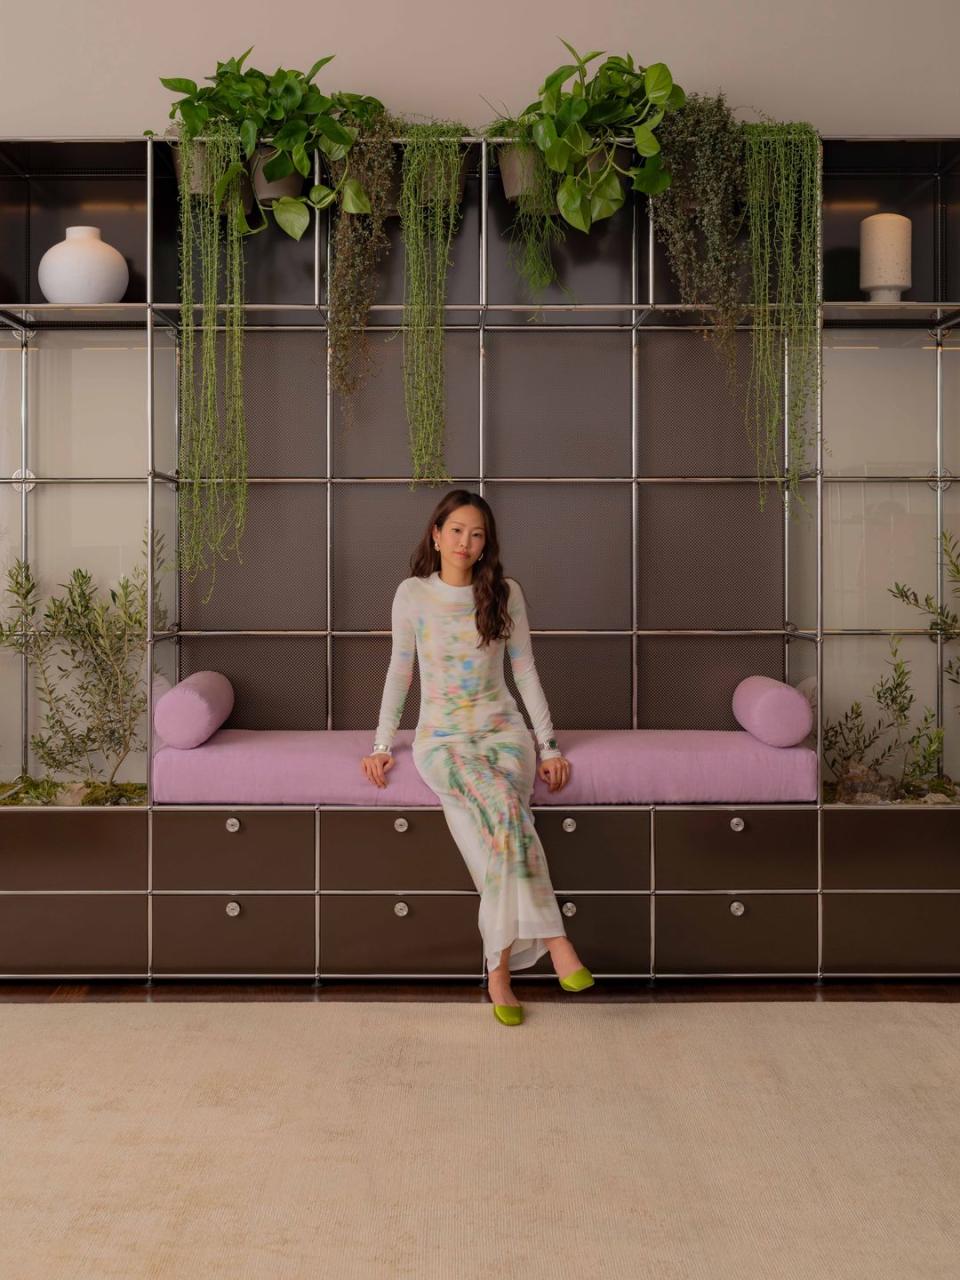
(152, 728, 817, 805)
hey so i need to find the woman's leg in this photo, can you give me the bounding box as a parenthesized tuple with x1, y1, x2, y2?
(486, 942, 519, 1007)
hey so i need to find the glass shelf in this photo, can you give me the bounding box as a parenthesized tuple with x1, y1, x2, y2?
(823, 301, 960, 327)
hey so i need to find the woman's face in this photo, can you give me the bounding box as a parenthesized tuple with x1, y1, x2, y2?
(434, 505, 486, 572)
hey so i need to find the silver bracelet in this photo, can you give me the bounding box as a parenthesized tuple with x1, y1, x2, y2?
(371, 742, 393, 756)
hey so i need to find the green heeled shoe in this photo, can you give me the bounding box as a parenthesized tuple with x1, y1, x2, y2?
(492, 1003, 524, 1026)
(558, 965, 595, 992)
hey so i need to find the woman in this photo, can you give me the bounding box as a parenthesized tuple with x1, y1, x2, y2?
(361, 490, 594, 1027)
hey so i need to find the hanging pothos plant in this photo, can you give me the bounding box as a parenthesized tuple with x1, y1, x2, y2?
(742, 120, 820, 513)
(652, 91, 747, 382)
(398, 119, 468, 484)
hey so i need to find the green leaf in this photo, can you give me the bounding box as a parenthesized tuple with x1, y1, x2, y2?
(292, 143, 312, 178)
(279, 75, 303, 111)
(240, 118, 258, 159)
(557, 175, 591, 231)
(213, 160, 246, 206)
(341, 177, 371, 214)
(532, 116, 558, 151)
(308, 183, 337, 209)
(316, 134, 350, 163)
(160, 77, 198, 96)
(632, 124, 660, 157)
(273, 196, 310, 240)
(306, 56, 335, 82)
(271, 119, 308, 150)
(631, 156, 671, 195)
(263, 149, 295, 182)
(544, 137, 571, 173)
(589, 169, 624, 222)
(561, 121, 592, 157)
(236, 46, 254, 71)
(644, 63, 674, 105)
(315, 115, 354, 147)
(301, 88, 333, 116)
(178, 101, 207, 138)
(666, 83, 686, 110)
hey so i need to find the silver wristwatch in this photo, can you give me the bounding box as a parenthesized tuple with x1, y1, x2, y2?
(371, 742, 393, 756)
(538, 737, 559, 753)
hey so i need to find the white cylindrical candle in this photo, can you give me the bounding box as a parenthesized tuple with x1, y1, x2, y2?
(859, 213, 912, 303)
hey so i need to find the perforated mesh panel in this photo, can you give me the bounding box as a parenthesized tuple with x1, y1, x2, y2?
(637, 636, 785, 729)
(333, 637, 421, 731)
(332, 332, 479, 478)
(243, 332, 327, 477)
(180, 483, 327, 631)
(485, 331, 631, 477)
(504, 636, 633, 731)
(483, 482, 633, 630)
(638, 483, 785, 630)
(179, 637, 327, 729)
(636, 330, 766, 476)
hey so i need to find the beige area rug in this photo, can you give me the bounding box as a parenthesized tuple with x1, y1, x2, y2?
(1, 1001, 959, 1280)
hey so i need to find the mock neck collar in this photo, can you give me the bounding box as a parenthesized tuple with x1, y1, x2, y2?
(428, 569, 474, 594)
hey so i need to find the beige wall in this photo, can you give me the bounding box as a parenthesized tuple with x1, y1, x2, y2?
(1, 0, 958, 139)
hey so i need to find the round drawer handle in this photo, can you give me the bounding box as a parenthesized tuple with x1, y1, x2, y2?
(561, 901, 577, 918)
(729, 900, 745, 917)
(225, 817, 241, 833)
(394, 901, 409, 917)
(394, 817, 409, 833)
(729, 816, 745, 833)
(225, 901, 242, 917)
(562, 817, 577, 833)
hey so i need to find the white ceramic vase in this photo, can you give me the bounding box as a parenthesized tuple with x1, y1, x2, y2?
(859, 212, 912, 303)
(37, 226, 129, 304)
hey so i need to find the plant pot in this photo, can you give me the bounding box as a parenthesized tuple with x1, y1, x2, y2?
(385, 150, 468, 218)
(166, 127, 254, 213)
(497, 143, 557, 213)
(249, 145, 306, 205)
(586, 143, 633, 176)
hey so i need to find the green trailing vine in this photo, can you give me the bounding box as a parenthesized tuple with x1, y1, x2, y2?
(652, 91, 747, 382)
(398, 120, 467, 483)
(177, 121, 248, 604)
(742, 120, 820, 512)
(328, 106, 397, 407)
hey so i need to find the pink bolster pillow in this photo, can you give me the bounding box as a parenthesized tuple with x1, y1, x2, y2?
(153, 670, 234, 749)
(731, 674, 813, 748)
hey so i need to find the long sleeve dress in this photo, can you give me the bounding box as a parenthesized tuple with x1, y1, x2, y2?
(373, 570, 568, 973)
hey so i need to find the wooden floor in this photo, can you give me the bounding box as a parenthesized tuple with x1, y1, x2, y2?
(1, 979, 959, 1002)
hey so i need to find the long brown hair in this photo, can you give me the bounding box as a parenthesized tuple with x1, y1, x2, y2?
(410, 489, 514, 648)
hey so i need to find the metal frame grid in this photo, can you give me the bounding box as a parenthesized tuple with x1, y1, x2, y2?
(1, 134, 959, 983)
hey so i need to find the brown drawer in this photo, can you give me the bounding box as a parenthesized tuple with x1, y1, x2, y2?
(656, 808, 817, 890)
(153, 810, 315, 890)
(320, 811, 473, 891)
(533, 809, 649, 890)
(655, 893, 818, 974)
(0, 811, 147, 891)
(0, 893, 146, 974)
(526, 893, 651, 976)
(152, 893, 315, 974)
(823, 893, 960, 973)
(824, 809, 960, 889)
(320, 893, 482, 975)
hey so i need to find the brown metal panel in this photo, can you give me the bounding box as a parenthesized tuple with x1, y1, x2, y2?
(636, 635, 787, 730)
(152, 894, 315, 974)
(153, 811, 314, 890)
(320, 811, 473, 892)
(319, 893, 482, 975)
(534, 810, 650, 890)
(0, 894, 146, 974)
(823, 893, 960, 973)
(656, 809, 818, 890)
(525, 893, 651, 976)
(655, 893, 818, 973)
(179, 636, 327, 730)
(824, 809, 960, 889)
(0, 811, 147, 891)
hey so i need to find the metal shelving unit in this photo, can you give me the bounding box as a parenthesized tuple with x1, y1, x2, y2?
(1, 133, 958, 981)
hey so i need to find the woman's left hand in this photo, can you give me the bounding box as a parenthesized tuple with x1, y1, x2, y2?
(538, 755, 571, 792)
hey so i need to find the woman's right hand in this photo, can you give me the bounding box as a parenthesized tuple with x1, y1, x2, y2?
(361, 752, 395, 789)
